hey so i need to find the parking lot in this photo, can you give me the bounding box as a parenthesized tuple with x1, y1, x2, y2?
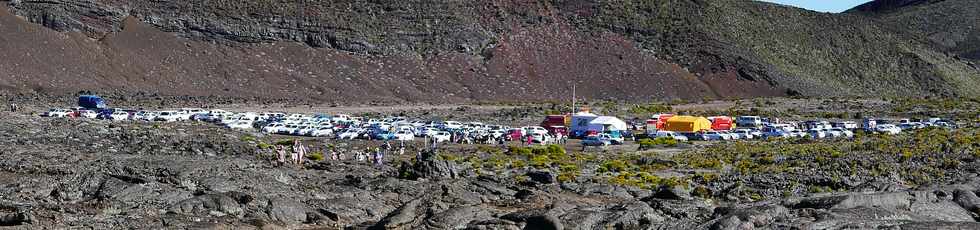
(39, 104, 961, 154)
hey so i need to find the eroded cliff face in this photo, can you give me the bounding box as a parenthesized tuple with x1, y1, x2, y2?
(1, 0, 978, 102)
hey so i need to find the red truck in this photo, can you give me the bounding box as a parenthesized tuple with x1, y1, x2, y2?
(541, 115, 569, 135)
(708, 116, 735, 131)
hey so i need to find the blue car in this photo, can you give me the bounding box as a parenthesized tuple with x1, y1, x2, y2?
(373, 131, 395, 140)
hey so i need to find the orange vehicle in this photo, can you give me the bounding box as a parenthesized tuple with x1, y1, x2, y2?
(645, 114, 674, 131)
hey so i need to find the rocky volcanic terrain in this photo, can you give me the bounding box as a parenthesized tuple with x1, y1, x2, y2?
(5, 97, 980, 229)
(0, 0, 978, 103)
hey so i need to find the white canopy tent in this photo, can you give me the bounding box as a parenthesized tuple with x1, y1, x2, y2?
(587, 116, 628, 132)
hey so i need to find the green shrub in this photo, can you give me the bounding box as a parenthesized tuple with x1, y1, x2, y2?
(530, 155, 551, 169)
(692, 186, 711, 198)
(638, 137, 679, 150)
(546, 144, 566, 155)
(256, 141, 273, 150)
(509, 146, 532, 156)
(598, 159, 629, 173)
(275, 139, 296, 146)
(306, 152, 324, 161)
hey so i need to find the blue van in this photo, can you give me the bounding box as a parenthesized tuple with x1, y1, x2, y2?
(78, 95, 107, 109)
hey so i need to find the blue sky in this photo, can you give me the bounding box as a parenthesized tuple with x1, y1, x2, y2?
(759, 0, 873, 13)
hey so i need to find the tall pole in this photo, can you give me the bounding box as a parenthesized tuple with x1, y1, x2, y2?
(571, 84, 576, 114)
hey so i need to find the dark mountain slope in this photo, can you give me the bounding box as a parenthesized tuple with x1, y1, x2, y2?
(0, 0, 978, 102)
(849, 0, 980, 61)
(578, 0, 980, 97)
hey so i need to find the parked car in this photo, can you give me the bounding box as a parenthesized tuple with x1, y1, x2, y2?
(582, 136, 612, 147)
(311, 127, 335, 137)
(337, 129, 361, 140)
(77, 110, 99, 119)
(154, 111, 182, 122)
(699, 131, 732, 141)
(826, 127, 854, 138)
(394, 130, 415, 141)
(654, 131, 689, 141)
(227, 121, 254, 130)
(736, 116, 763, 128)
(897, 122, 922, 131)
(440, 121, 463, 130)
(262, 123, 285, 133)
(139, 112, 158, 121)
(600, 133, 625, 144)
(432, 131, 452, 143)
(732, 129, 762, 139)
(278, 124, 300, 135)
(875, 124, 902, 135)
(294, 125, 318, 136)
(110, 111, 131, 121)
(807, 129, 827, 139)
(531, 133, 551, 144)
(762, 127, 791, 139)
(832, 121, 859, 130)
(373, 131, 396, 140)
(522, 126, 549, 136)
(42, 109, 72, 117)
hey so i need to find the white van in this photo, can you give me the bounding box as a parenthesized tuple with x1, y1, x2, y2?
(655, 131, 688, 141)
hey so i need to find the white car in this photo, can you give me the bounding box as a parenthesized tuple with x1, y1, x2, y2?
(762, 127, 791, 139)
(489, 130, 506, 139)
(655, 131, 688, 141)
(227, 121, 254, 130)
(110, 111, 131, 121)
(263, 123, 285, 133)
(732, 129, 762, 139)
(394, 130, 415, 141)
(807, 129, 827, 139)
(441, 121, 463, 130)
(293, 125, 316, 136)
(311, 127, 335, 137)
(418, 127, 440, 137)
(531, 133, 551, 144)
(154, 111, 182, 122)
(522, 126, 549, 136)
(832, 121, 859, 130)
(42, 109, 72, 117)
(876, 124, 902, 135)
(700, 131, 731, 141)
(78, 110, 99, 119)
(826, 127, 854, 138)
(337, 129, 361, 140)
(139, 112, 158, 121)
(432, 131, 452, 143)
(278, 124, 300, 135)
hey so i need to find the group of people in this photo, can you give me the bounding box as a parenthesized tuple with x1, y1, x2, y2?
(273, 139, 308, 167)
(274, 140, 411, 167)
(269, 130, 574, 168)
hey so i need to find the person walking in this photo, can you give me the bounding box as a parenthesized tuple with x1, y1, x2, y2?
(275, 145, 287, 167)
(525, 135, 533, 147)
(293, 140, 307, 165)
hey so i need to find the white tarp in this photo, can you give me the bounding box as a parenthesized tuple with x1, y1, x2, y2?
(587, 116, 628, 132)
